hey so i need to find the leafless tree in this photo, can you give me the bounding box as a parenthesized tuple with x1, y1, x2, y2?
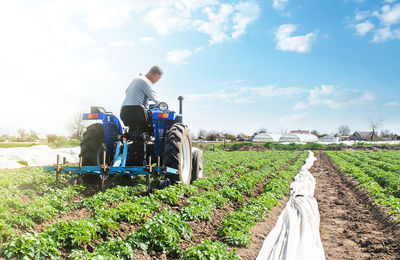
(223, 132, 236, 140)
(197, 129, 206, 139)
(46, 134, 58, 143)
(311, 129, 319, 136)
(69, 113, 87, 140)
(368, 116, 382, 141)
(337, 125, 350, 136)
(258, 128, 267, 133)
(29, 130, 39, 141)
(17, 129, 27, 141)
(205, 130, 218, 141)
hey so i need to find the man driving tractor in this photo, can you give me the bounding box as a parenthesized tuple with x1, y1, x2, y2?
(120, 66, 163, 123)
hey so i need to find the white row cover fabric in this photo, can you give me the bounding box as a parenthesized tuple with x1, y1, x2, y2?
(256, 151, 325, 260)
(279, 133, 318, 143)
(253, 133, 282, 142)
(0, 145, 80, 169)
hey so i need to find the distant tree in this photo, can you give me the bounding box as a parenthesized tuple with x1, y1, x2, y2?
(223, 132, 236, 140)
(197, 129, 206, 139)
(69, 113, 87, 140)
(17, 129, 27, 141)
(237, 133, 249, 139)
(28, 130, 39, 141)
(205, 130, 218, 141)
(368, 116, 382, 141)
(337, 125, 350, 136)
(258, 128, 267, 133)
(46, 134, 58, 143)
(311, 130, 326, 138)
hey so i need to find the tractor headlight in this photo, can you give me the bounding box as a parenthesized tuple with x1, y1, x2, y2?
(159, 102, 168, 112)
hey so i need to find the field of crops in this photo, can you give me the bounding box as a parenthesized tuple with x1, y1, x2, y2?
(327, 150, 400, 216)
(1, 149, 400, 259)
(0, 150, 309, 259)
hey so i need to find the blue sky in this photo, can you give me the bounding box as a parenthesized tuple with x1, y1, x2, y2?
(0, 0, 399, 137)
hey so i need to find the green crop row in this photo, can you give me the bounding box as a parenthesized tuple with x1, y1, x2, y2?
(1, 151, 304, 259)
(335, 152, 400, 198)
(181, 151, 299, 222)
(218, 152, 308, 247)
(343, 151, 400, 173)
(0, 150, 249, 258)
(327, 152, 400, 216)
(0, 194, 162, 259)
(182, 239, 239, 260)
(0, 185, 83, 242)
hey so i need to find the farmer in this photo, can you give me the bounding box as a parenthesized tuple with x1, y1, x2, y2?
(120, 66, 163, 123)
(121, 66, 162, 108)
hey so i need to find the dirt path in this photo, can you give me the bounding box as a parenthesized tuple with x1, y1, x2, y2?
(312, 152, 400, 260)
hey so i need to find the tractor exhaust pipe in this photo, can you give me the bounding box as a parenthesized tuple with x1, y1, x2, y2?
(178, 96, 184, 114)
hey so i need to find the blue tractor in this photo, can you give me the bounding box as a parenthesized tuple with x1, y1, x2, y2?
(45, 97, 203, 191)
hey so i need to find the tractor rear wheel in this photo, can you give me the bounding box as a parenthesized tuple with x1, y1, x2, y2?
(79, 123, 110, 186)
(163, 123, 192, 184)
(191, 148, 203, 183)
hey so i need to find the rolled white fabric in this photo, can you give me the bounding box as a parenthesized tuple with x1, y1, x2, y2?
(257, 151, 325, 260)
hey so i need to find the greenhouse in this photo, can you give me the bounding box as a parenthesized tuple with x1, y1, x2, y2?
(252, 133, 281, 142)
(279, 133, 318, 143)
(318, 135, 339, 143)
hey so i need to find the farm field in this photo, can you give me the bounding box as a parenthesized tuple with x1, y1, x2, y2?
(0, 150, 399, 259)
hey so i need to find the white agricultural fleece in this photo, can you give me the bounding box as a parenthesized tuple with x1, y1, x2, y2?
(0, 145, 80, 169)
(257, 151, 325, 260)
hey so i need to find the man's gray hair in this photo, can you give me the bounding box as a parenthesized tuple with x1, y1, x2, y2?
(148, 66, 163, 75)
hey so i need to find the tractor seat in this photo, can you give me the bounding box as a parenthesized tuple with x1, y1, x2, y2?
(120, 105, 154, 140)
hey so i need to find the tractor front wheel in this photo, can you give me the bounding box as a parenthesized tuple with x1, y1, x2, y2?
(191, 148, 203, 183)
(163, 123, 192, 184)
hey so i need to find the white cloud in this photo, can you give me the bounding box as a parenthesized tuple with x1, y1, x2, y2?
(231, 2, 260, 39)
(144, 5, 194, 35)
(375, 4, 400, 26)
(36, 0, 160, 30)
(385, 101, 399, 106)
(372, 27, 394, 42)
(280, 113, 307, 123)
(165, 49, 192, 64)
(294, 85, 375, 110)
(33, 0, 259, 45)
(275, 24, 317, 53)
(194, 46, 204, 52)
(143, 1, 260, 44)
(222, 79, 245, 85)
(273, 0, 290, 11)
(140, 37, 156, 44)
(197, 4, 234, 44)
(354, 21, 375, 35)
(108, 40, 135, 48)
(350, 3, 400, 43)
(186, 85, 305, 104)
(355, 11, 370, 21)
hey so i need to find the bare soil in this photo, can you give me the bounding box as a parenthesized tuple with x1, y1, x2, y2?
(22, 208, 92, 234)
(237, 145, 267, 151)
(312, 152, 400, 260)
